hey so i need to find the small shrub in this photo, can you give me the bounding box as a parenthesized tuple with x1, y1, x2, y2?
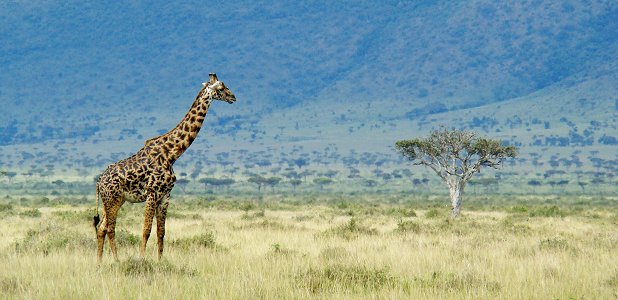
(115, 229, 139, 246)
(395, 219, 421, 233)
(319, 246, 348, 260)
(268, 243, 295, 257)
(508, 245, 536, 257)
(539, 237, 570, 251)
(51, 209, 92, 222)
(583, 211, 601, 219)
(155, 259, 198, 277)
(171, 232, 218, 250)
(0, 203, 13, 213)
(508, 205, 528, 213)
(241, 209, 265, 220)
(529, 206, 567, 218)
(403, 208, 417, 217)
(297, 264, 398, 293)
(120, 258, 155, 276)
(294, 214, 313, 222)
(0, 277, 28, 294)
(19, 208, 42, 218)
(167, 211, 202, 220)
(240, 201, 256, 213)
(607, 271, 618, 288)
(234, 219, 291, 231)
(13, 223, 92, 255)
(415, 271, 501, 293)
(385, 207, 418, 217)
(425, 208, 441, 218)
(112, 258, 198, 277)
(501, 218, 531, 235)
(320, 218, 378, 240)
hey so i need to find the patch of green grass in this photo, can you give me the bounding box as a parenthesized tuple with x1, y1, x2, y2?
(112, 258, 198, 277)
(539, 237, 571, 251)
(0, 276, 28, 294)
(51, 209, 92, 222)
(241, 208, 266, 220)
(268, 243, 296, 257)
(607, 271, 618, 288)
(414, 271, 501, 293)
(395, 219, 421, 233)
(115, 229, 140, 246)
(319, 246, 348, 260)
(320, 218, 378, 240)
(0, 203, 14, 214)
(528, 205, 567, 218)
(234, 218, 298, 231)
(171, 232, 219, 250)
(425, 208, 441, 218)
(19, 208, 41, 218)
(13, 223, 93, 255)
(166, 211, 202, 220)
(297, 264, 399, 293)
(501, 217, 531, 235)
(508, 205, 528, 213)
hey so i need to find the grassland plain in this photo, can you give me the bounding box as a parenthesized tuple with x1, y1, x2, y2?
(0, 195, 616, 299)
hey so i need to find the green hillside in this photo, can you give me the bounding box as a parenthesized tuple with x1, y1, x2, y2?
(0, 1, 616, 189)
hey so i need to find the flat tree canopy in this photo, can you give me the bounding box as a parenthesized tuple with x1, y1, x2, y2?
(395, 128, 517, 217)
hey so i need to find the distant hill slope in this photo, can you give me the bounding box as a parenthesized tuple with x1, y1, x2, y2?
(0, 1, 616, 175)
(1, 2, 617, 138)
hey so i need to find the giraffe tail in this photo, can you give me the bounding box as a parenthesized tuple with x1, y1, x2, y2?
(93, 184, 101, 231)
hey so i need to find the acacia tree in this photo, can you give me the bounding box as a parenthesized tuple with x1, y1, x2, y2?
(395, 128, 517, 218)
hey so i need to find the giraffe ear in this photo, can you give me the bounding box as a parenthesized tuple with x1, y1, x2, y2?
(209, 73, 218, 83)
(210, 81, 223, 90)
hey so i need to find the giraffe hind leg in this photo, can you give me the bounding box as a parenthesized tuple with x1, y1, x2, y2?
(96, 215, 107, 264)
(106, 201, 122, 262)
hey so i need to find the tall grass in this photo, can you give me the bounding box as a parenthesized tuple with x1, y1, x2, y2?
(0, 196, 616, 299)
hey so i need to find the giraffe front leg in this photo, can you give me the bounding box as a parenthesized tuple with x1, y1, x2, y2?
(140, 196, 157, 258)
(155, 196, 170, 260)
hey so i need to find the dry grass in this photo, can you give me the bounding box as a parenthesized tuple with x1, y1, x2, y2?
(0, 198, 616, 299)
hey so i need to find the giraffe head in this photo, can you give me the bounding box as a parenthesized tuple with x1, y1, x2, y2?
(201, 73, 236, 104)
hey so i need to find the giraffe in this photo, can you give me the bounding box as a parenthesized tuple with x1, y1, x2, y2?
(93, 73, 236, 263)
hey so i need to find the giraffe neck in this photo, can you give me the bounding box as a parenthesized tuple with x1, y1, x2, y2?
(162, 94, 213, 164)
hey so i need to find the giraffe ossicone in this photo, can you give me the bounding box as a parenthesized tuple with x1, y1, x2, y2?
(93, 74, 236, 263)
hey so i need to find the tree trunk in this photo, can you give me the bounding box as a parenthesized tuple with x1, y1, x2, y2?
(449, 184, 463, 218)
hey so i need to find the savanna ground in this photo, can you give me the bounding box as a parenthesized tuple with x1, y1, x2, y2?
(0, 194, 617, 299)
